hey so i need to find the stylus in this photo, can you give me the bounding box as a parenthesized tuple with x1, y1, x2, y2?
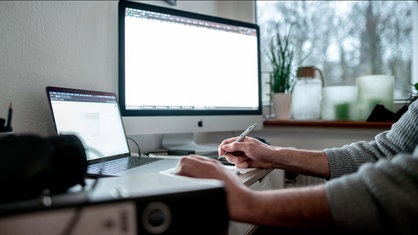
(217, 123, 257, 160)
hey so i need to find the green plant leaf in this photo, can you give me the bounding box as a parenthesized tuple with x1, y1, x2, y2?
(267, 23, 300, 94)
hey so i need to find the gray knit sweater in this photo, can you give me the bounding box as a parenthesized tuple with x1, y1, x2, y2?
(324, 99, 418, 234)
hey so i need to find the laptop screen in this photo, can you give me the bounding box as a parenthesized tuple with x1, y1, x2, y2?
(47, 87, 130, 161)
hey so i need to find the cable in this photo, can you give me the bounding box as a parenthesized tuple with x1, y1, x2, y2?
(127, 137, 141, 155)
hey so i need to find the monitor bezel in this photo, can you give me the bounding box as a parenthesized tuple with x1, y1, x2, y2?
(118, 0, 263, 117)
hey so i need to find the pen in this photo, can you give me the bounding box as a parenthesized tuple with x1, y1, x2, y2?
(218, 123, 257, 160)
(6, 102, 12, 132)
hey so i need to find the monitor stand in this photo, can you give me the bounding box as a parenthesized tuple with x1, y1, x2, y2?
(162, 133, 218, 154)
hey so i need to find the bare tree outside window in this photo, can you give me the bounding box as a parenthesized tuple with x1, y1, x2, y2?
(257, 0, 414, 104)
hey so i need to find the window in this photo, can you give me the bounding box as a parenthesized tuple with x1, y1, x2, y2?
(257, 1, 415, 105)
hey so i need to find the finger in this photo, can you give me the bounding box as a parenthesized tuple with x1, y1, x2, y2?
(188, 154, 211, 161)
(234, 160, 250, 168)
(175, 157, 202, 177)
(221, 142, 235, 153)
(176, 155, 220, 177)
(226, 154, 246, 162)
(219, 137, 238, 153)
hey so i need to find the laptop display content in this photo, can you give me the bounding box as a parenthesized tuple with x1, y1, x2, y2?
(45, 86, 173, 178)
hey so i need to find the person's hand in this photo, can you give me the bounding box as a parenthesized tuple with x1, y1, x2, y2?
(174, 155, 253, 221)
(174, 154, 241, 184)
(218, 136, 277, 169)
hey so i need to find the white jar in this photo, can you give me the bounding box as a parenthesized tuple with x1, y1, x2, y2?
(291, 76, 323, 120)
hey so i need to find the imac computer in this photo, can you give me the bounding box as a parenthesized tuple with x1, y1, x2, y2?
(118, 0, 263, 152)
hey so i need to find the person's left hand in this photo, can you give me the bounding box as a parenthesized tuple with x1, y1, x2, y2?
(175, 154, 252, 220)
(174, 154, 240, 183)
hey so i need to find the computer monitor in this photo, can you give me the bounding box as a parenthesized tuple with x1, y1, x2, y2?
(118, 0, 263, 152)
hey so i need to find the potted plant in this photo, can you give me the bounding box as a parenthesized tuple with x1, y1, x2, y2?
(267, 25, 297, 119)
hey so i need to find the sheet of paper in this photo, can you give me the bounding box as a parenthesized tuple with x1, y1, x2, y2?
(155, 154, 257, 176)
(160, 165, 256, 177)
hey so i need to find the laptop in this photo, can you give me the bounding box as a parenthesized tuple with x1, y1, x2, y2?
(46, 86, 178, 178)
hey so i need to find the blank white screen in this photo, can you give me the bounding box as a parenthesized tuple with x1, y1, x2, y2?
(124, 9, 259, 110)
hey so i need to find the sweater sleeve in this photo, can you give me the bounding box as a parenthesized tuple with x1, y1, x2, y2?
(325, 146, 418, 234)
(324, 99, 418, 178)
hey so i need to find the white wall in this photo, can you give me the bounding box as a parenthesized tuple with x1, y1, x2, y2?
(0, 1, 254, 137)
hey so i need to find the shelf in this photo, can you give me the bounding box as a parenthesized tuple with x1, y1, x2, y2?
(263, 119, 393, 129)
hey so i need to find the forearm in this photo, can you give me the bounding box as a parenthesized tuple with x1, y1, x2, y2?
(273, 148, 330, 179)
(232, 184, 333, 227)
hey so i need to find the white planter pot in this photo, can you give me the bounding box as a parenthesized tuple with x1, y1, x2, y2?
(272, 93, 292, 119)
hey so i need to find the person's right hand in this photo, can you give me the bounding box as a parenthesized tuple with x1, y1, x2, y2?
(218, 136, 278, 169)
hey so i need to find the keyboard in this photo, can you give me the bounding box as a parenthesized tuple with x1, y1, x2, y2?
(88, 156, 162, 175)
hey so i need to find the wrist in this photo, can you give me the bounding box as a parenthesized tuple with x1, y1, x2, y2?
(271, 147, 296, 168)
(271, 148, 329, 178)
(230, 186, 258, 223)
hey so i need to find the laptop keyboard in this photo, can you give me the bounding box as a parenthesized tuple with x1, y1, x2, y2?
(88, 157, 162, 175)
